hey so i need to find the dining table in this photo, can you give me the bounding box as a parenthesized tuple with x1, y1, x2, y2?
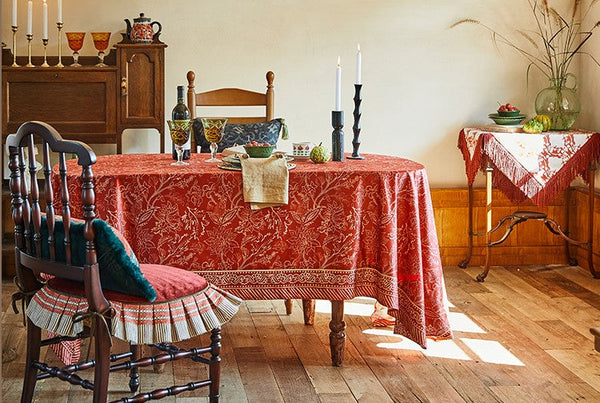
(55, 152, 452, 365)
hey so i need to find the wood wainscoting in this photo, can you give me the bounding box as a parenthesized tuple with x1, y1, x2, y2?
(432, 186, 600, 272)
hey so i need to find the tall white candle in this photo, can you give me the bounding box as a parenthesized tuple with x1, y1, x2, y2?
(356, 44, 362, 85)
(335, 56, 341, 111)
(58, 0, 63, 23)
(43, 0, 48, 39)
(12, 0, 17, 27)
(27, 0, 32, 35)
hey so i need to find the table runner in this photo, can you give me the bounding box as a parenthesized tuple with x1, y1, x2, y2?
(54, 153, 451, 349)
(458, 128, 600, 206)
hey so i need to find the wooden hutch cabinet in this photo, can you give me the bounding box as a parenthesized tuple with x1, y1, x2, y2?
(2, 36, 167, 153)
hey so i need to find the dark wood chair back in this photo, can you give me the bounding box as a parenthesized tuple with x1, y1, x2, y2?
(186, 70, 274, 152)
(6, 121, 108, 313)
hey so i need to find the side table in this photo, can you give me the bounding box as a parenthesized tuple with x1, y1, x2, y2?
(457, 128, 600, 281)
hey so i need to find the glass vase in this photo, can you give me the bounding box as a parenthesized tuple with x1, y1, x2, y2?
(534, 73, 580, 131)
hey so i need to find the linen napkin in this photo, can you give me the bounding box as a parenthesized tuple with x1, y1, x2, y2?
(240, 154, 289, 210)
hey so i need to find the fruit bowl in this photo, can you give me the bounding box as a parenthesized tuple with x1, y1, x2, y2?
(497, 109, 521, 117)
(243, 143, 275, 158)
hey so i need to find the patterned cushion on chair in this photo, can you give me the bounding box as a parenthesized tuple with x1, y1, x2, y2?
(193, 118, 284, 153)
(37, 215, 157, 302)
(46, 264, 208, 303)
(29, 264, 242, 345)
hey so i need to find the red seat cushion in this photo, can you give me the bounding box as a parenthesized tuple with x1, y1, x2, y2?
(48, 264, 208, 303)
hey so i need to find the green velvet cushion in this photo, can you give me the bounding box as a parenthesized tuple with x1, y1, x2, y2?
(36, 215, 157, 302)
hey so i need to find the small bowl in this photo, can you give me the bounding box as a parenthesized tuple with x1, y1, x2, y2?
(243, 144, 276, 158)
(497, 109, 521, 117)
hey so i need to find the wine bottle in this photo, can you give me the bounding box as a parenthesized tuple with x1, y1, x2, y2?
(172, 85, 191, 160)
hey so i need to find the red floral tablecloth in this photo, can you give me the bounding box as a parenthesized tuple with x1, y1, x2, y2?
(458, 128, 600, 206)
(54, 153, 451, 348)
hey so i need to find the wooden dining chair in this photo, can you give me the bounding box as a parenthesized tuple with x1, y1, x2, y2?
(186, 70, 295, 315)
(8, 121, 241, 403)
(186, 70, 275, 152)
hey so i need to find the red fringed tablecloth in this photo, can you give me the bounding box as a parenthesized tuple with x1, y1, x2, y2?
(458, 128, 600, 206)
(54, 153, 451, 348)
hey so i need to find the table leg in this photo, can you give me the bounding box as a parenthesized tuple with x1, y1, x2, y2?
(284, 299, 293, 315)
(152, 345, 166, 373)
(329, 300, 345, 366)
(302, 299, 315, 325)
(564, 188, 578, 266)
(459, 183, 474, 268)
(588, 163, 598, 278)
(477, 162, 493, 282)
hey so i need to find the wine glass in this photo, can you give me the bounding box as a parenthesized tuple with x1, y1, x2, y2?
(65, 32, 85, 67)
(91, 32, 111, 67)
(167, 120, 192, 166)
(200, 118, 227, 163)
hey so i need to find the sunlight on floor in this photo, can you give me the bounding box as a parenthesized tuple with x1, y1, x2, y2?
(312, 297, 525, 367)
(363, 328, 472, 360)
(447, 311, 486, 334)
(460, 338, 525, 366)
(314, 298, 375, 317)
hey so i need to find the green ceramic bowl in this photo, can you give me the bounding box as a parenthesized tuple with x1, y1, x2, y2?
(243, 145, 276, 158)
(488, 113, 526, 125)
(497, 109, 521, 117)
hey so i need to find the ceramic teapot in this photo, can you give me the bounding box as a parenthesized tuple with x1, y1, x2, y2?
(124, 13, 162, 44)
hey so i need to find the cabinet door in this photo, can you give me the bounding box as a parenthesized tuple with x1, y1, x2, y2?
(119, 46, 164, 127)
(2, 68, 117, 144)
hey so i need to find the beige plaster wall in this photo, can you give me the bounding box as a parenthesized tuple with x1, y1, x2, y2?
(2, 0, 597, 187)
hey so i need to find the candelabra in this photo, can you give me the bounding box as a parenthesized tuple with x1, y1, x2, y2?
(41, 39, 50, 67)
(11, 26, 20, 67)
(348, 84, 365, 159)
(26, 34, 34, 67)
(55, 22, 64, 67)
(331, 111, 345, 162)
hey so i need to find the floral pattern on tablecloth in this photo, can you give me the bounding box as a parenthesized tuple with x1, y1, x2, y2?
(53, 153, 451, 348)
(458, 128, 600, 206)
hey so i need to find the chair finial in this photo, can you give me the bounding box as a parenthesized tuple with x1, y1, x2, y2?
(266, 71, 274, 88)
(187, 70, 196, 86)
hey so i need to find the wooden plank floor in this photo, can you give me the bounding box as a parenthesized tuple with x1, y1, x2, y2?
(3, 264, 600, 402)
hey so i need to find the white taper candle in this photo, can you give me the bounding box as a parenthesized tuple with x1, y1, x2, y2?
(12, 0, 18, 27)
(335, 56, 341, 111)
(27, 0, 32, 35)
(43, 0, 48, 39)
(356, 44, 362, 85)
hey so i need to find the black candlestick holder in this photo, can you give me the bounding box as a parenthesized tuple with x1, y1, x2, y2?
(332, 110, 344, 161)
(348, 84, 364, 159)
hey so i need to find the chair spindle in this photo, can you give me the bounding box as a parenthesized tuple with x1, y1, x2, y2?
(43, 140, 56, 261)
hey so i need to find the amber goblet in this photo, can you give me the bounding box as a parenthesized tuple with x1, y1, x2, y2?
(168, 120, 192, 166)
(65, 32, 85, 67)
(91, 32, 111, 67)
(200, 118, 227, 163)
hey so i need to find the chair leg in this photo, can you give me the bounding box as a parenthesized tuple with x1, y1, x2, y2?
(129, 344, 141, 393)
(92, 320, 112, 403)
(21, 320, 41, 403)
(209, 328, 222, 403)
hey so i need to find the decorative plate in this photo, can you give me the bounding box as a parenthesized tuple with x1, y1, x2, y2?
(218, 163, 296, 171)
(488, 113, 527, 126)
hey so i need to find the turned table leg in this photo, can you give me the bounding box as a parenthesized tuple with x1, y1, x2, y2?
(284, 299, 293, 315)
(329, 300, 345, 366)
(302, 299, 315, 325)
